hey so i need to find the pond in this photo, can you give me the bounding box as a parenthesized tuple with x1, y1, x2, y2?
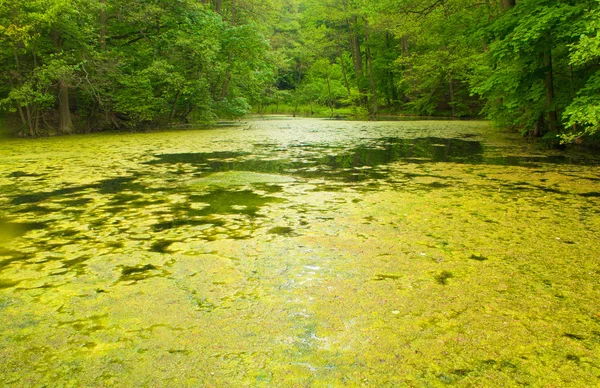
(0, 118, 599, 386)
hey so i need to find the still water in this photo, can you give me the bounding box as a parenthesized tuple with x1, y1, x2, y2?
(0, 119, 599, 386)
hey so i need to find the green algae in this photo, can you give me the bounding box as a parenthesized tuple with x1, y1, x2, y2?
(0, 118, 599, 386)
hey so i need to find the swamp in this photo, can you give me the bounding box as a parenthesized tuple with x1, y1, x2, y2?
(0, 118, 599, 386)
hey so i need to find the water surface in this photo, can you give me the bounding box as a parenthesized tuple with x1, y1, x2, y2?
(1, 119, 599, 386)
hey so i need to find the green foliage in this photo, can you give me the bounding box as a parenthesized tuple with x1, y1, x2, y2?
(215, 97, 252, 120)
(473, 0, 598, 140)
(0, 0, 276, 133)
(562, 5, 600, 141)
(1, 0, 599, 143)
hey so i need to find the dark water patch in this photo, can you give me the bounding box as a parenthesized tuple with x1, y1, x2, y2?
(16, 282, 63, 290)
(469, 254, 488, 261)
(13, 205, 55, 215)
(62, 255, 90, 268)
(424, 181, 452, 189)
(47, 229, 79, 238)
(268, 226, 295, 236)
(580, 192, 600, 198)
(0, 279, 22, 289)
(435, 271, 454, 285)
(0, 249, 33, 270)
(373, 274, 402, 281)
(152, 218, 225, 232)
(564, 333, 586, 341)
(0, 219, 47, 241)
(324, 137, 484, 166)
(118, 264, 165, 283)
(60, 256, 91, 276)
(106, 242, 124, 249)
(566, 354, 581, 363)
(103, 206, 128, 214)
(150, 240, 176, 253)
(311, 184, 347, 192)
(146, 137, 485, 183)
(8, 171, 40, 178)
(11, 184, 97, 205)
(98, 176, 144, 194)
(132, 199, 165, 208)
(451, 369, 472, 376)
(10, 176, 144, 206)
(498, 360, 518, 370)
(500, 182, 570, 196)
(152, 218, 226, 232)
(485, 154, 600, 167)
(60, 198, 93, 207)
(147, 151, 251, 166)
(255, 184, 284, 194)
(57, 314, 108, 335)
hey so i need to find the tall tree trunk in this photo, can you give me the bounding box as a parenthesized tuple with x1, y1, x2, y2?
(449, 77, 456, 117)
(544, 43, 557, 132)
(365, 20, 377, 120)
(348, 18, 363, 81)
(215, 0, 222, 14)
(10, 48, 34, 135)
(386, 32, 398, 105)
(57, 80, 74, 133)
(170, 90, 182, 121)
(326, 76, 334, 117)
(294, 63, 302, 116)
(52, 28, 74, 133)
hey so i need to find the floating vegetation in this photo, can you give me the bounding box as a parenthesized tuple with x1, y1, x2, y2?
(0, 119, 599, 386)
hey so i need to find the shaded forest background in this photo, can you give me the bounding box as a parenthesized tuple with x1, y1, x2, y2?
(0, 0, 599, 144)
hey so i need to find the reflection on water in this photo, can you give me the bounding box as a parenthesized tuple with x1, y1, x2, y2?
(148, 137, 486, 183)
(0, 119, 599, 386)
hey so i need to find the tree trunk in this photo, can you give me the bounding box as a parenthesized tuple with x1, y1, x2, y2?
(386, 32, 398, 105)
(52, 29, 74, 133)
(215, 0, 222, 14)
(365, 20, 377, 120)
(58, 80, 74, 133)
(544, 45, 558, 132)
(326, 76, 334, 117)
(348, 18, 363, 81)
(170, 90, 182, 121)
(449, 77, 456, 117)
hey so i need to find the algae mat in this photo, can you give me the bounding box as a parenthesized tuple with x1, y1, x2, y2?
(0, 118, 599, 386)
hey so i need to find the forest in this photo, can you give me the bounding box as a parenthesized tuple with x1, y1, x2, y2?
(1, 0, 599, 144)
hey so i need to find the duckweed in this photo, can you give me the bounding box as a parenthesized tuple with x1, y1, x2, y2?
(0, 118, 599, 386)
